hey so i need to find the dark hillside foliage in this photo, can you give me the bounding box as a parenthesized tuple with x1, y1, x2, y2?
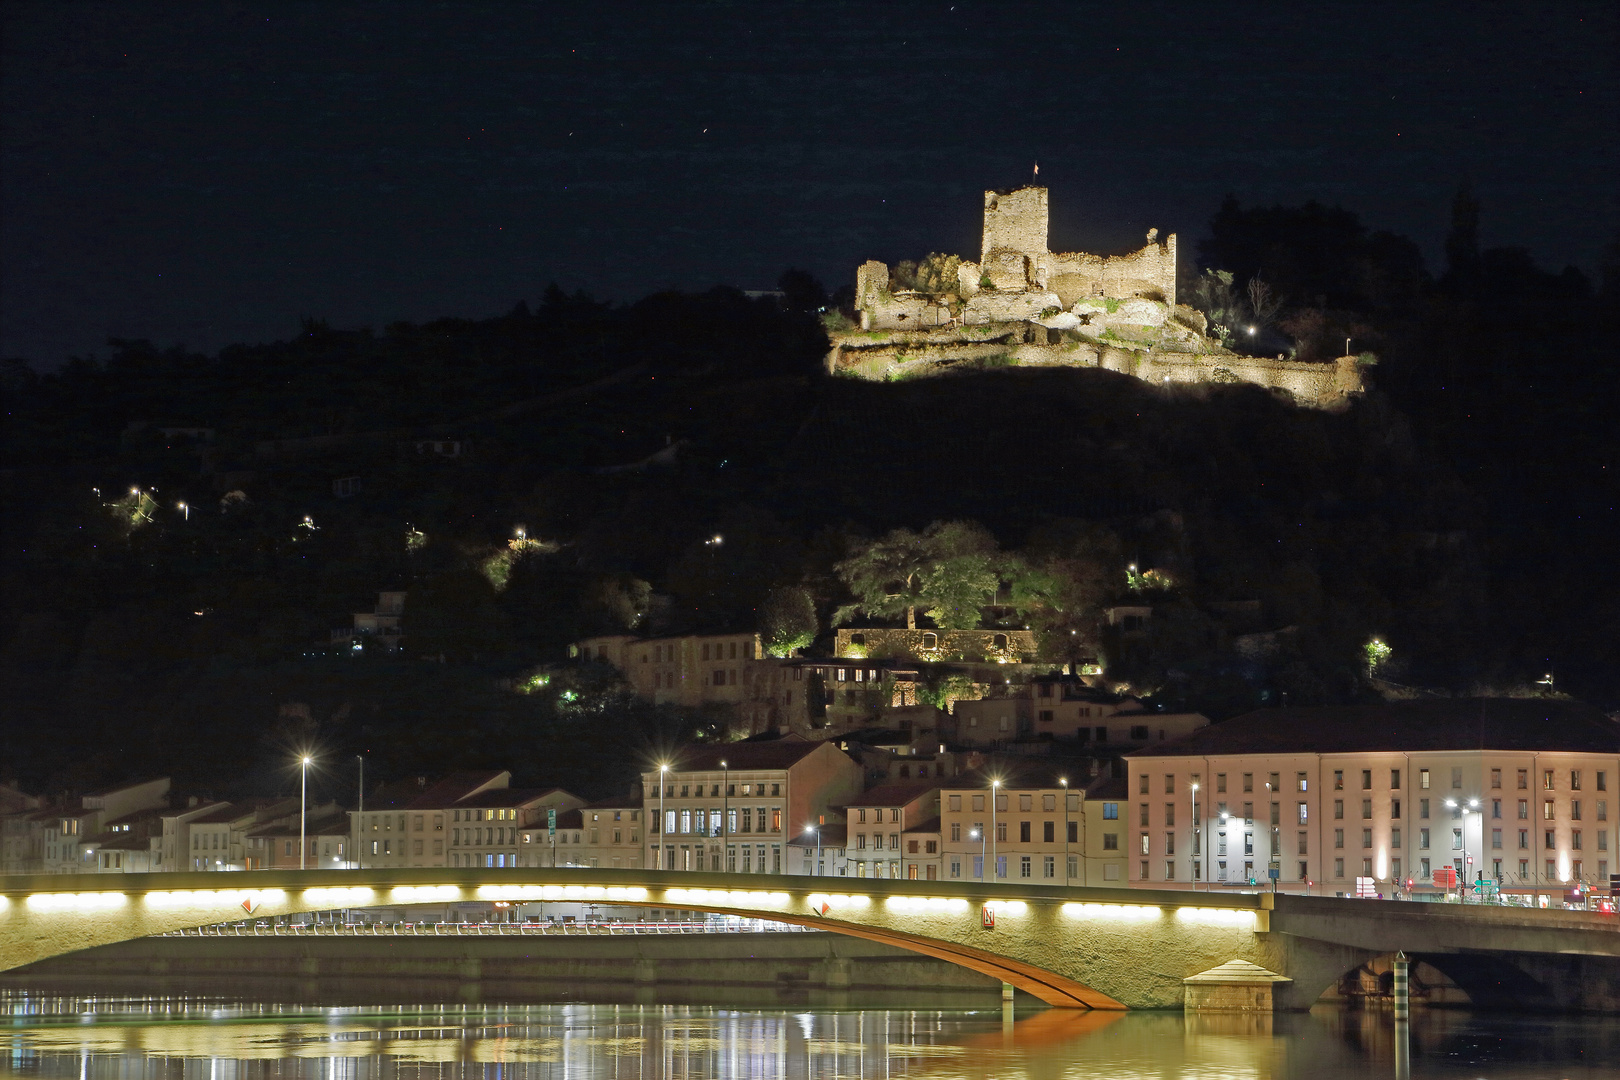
(3, 194, 1617, 795)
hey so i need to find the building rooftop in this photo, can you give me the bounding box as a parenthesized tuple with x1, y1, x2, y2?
(554, 809, 585, 830)
(187, 798, 295, 825)
(399, 770, 511, 809)
(940, 759, 1095, 790)
(841, 781, 942, 809)
(1083, 776, 1129, 801)
(101, 806, 169, 829)
(1128, 700, 1620, 758)
(81, 776, 169, 799)
(246, 813, 351, 838)
(661, 737, 836, 774)
(444, 787, 570, 810)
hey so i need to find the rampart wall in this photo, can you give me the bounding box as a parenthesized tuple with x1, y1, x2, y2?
(838, 184, 1352, 408)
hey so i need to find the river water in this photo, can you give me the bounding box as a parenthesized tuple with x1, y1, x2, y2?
(4, 992, 1617, 1079)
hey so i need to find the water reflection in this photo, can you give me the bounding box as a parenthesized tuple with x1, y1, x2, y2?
(4, 993, 1616, 1078)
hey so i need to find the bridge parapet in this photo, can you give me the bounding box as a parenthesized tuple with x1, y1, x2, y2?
(8, 869, 1611, 1011)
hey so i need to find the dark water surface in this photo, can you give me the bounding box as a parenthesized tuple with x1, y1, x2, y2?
(4, 991, 1618, 1079)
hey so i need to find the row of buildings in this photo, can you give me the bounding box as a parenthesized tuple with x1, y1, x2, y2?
(6, 700, 1614, 902)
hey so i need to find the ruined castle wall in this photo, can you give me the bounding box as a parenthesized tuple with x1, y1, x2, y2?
(1042, 236, 1177, 306)
(865, 293, 955, 332)
(856, 260, 889, 310)
(1132, 352, 1364, 406)
(965, 290, 1061, 325)
(980, 187, 1048, 264)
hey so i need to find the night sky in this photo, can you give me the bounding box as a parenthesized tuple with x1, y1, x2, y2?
(3, 2, 1616, 366)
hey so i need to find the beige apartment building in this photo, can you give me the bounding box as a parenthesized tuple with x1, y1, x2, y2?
(2, 778, 172, 874)
(574, 632, 763, 708)
(246, 811, 354, 870)
(937, 765, 1127, 886)
(1126, 700, 1620, 898)
(838, 782, 942, 881)
(643, 738, 863, 874)
(952, 678, 1207, 749)
(522, 796, 644, 869)
(351, 771, 582, 870)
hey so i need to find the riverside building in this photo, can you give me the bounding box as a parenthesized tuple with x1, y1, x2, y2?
(1125, 700, 1619, 900)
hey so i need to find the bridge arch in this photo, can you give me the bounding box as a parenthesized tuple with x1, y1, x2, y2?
(2, 884, 1121, 1008)
(1312, 949, 1565, 1012)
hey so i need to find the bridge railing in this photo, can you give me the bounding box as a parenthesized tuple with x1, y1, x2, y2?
(159, 920, 818, 939)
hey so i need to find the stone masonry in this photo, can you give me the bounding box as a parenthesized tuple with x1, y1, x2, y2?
(829, 186, 1363, 411)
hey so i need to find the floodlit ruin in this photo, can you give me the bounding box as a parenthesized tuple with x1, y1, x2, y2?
(827, 186, 1365, 409)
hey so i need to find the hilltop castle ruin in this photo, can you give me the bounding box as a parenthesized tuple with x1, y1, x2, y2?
(827, 186, 1364, 409)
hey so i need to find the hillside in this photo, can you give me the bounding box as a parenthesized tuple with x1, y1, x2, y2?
(3, 203, 1617, 798)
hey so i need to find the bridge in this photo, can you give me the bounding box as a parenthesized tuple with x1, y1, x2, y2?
(4, 868, 1617, 1011)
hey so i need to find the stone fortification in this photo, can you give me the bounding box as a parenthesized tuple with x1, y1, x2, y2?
(830, 186, 1361, 410)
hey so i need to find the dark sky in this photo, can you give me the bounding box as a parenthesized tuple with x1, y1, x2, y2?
(3, 2, 1615, 366)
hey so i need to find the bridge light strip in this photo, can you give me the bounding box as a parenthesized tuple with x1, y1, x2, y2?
(1174, 907, 1257, 928)
(666, 888, 790, 907)
(884, 896, 970, 913)
(983, 900, 1028, 916)
(302, 887, 376, 906)
(26, 892, 127, 911)
(1062, 902, 1161, 921)
(475, 885, 650, 902)
(145, 889, 286, 908)
(807, 893, 870, 911)
(392, 886, 462, 903)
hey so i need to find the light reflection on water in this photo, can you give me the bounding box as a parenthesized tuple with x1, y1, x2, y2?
(3, 993, 1617, 1079)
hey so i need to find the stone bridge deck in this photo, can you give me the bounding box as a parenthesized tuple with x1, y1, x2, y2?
(3, 868, 1615, 1011)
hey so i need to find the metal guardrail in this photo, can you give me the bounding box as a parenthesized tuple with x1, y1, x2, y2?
(162, 920, 817, 938)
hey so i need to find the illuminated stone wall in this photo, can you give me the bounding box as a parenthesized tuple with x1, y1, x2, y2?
(835, 628, 1038, 664)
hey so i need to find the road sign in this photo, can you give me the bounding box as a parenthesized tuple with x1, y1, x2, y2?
(547, 808, 556, 838)
(981, 904, 996, 929)
(1267, 868, 1280, 881)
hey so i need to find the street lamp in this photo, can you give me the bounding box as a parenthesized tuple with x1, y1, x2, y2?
(298, 754, 313, 871)
(989, 778, 1001, 882)
(177, 501, 188, 521)
(1059, 777, 1070, 885)
(970, 827, 985, 881)
(1444, 797, 1482, 900)
(805, 824, 820, 876)
(720, 759, 729, 873)
(658, 763, 669, 872)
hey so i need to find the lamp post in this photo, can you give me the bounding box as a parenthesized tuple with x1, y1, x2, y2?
(1059, 777, 1070, 885)
(1190, 781, 1200, 890)
(990, 779, 1001, 882)
(1444, 797, 1481, 901)
(971, 827, 985, 881)
(721, 759, 729, 874)
(806, 824, 820, 876)
(299, 755, 312, 871)
(658, 763, 669, 872)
